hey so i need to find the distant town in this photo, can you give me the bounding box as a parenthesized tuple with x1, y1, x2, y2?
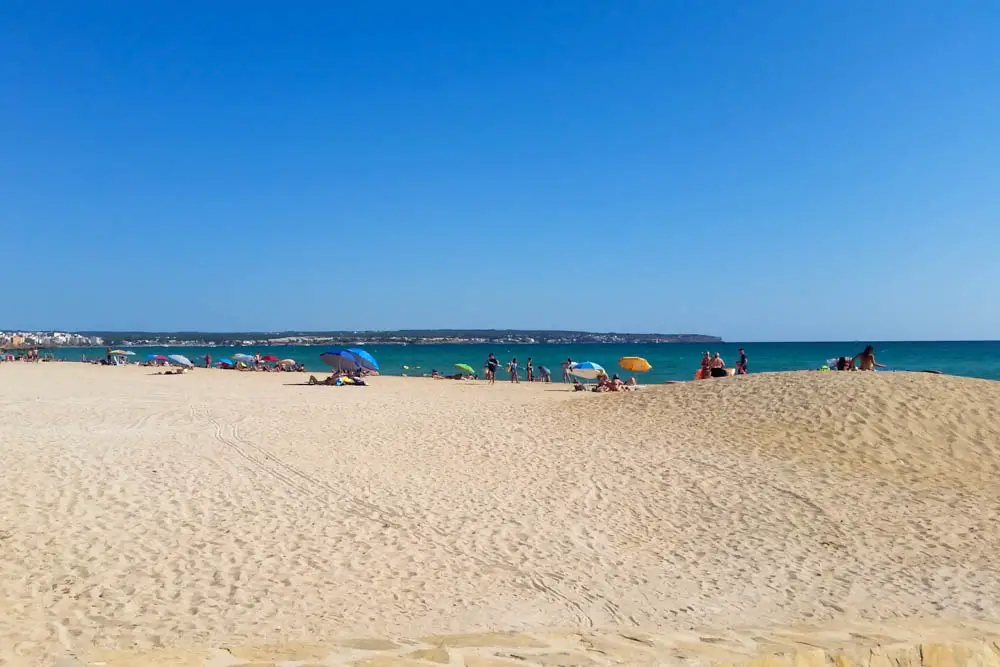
(2, 329, 722, 349)
(1, 331, 104, 349)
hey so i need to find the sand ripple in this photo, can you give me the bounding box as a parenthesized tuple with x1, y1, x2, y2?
(1, 365, 998, 664)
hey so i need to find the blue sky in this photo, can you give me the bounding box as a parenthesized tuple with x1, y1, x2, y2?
(3, 1, 998, 340)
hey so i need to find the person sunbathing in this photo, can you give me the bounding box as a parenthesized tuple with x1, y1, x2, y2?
(610, 374, 630, 391)
(853, 345, 886, 371)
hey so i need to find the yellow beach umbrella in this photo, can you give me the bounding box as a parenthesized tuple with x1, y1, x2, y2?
(619, 356, 652, 373)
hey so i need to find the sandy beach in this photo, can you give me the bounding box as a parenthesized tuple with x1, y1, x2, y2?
(2, 363, 1000, 664)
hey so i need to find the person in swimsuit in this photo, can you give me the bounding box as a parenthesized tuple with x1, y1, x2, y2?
(709, 353, 727, 378)
(526, 357, 534, 382)
(561, 358, 573, 383)
(486, 354, 499, 384)
(736, 348, 748, 374)
(699, 352, 712, 378)
(853, 345, 885, 371)
(509, 357, 520, 383)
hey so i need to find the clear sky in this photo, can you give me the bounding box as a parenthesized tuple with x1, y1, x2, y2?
(3, 1, 998, 340)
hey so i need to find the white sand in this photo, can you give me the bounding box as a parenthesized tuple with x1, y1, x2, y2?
(2, 363, 999, 663)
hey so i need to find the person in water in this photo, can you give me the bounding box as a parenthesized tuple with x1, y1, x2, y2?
(853, 345, 886, 371)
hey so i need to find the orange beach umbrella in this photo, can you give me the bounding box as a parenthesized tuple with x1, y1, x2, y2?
(619, 356, 652, 373)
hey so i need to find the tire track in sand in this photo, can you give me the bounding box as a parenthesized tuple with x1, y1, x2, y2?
(194, 404, 600, 627)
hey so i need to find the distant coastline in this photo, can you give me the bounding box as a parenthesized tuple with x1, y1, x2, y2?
(4, 329, 723, 349)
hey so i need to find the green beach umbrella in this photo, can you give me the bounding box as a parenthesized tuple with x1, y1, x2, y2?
(455, 363, 475, 374)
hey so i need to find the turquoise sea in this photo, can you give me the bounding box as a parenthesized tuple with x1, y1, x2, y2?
(58, 341, 1000, 383)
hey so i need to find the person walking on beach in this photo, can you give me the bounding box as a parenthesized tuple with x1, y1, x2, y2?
(526, 357, 534, 382)
(561, 358, 573, 382)
(486, 353, 500, 384)
(736, 348, 748, 374)
(509, 357, 520, 383)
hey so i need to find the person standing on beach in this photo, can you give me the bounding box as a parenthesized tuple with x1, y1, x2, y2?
(486, 353, 499, 384)
(699, 352, 712, 379)
(509, 357, 520, 383)
(526, 357, 534, 382)
(561, 358, 573, 382)
(204, 353, 212, 369)
(736, 348, 748, 374)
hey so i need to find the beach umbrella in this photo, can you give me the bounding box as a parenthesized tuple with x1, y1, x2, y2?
(145, 353, 169, 361)
(619, 356, 652, 373)
(569, 361, 605, 380)
(168, 354, 194, 367)
(320, 350, 360, 372)
(110, 350, 135, 356)
(217, 357, 234, 366)
(232, 353, 254, 363)
(347, 348, 380, 372)
(261, 355, 279, 362)
(455, 363, 475, 374)
(279, 358, 296, 366)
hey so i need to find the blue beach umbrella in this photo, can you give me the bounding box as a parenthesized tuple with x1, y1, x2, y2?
(320, 350, 361, 372)
(168, 354, 194, 367)
(347, 348, 380, 372)
(569, 361, 606, 380)
(232, 353, 254, 363)
(218, 358, 234, 367)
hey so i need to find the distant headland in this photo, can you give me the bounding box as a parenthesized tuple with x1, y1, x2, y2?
(3, 329, 723, 348)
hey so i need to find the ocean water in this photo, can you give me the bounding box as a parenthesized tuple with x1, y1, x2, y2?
(56, 341, 1000, 382)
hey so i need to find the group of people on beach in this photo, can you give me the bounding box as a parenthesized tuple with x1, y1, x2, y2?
(1, 349, 44, 362)
(202, 353, 307, 372)
(698, 348, 749, 378)
(573, 374, 636, 393)
(833, 345, 886, 372)
(482, 353, 556, 384)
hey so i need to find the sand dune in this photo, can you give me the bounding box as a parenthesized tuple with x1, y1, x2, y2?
(1, 363, 999, 664)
